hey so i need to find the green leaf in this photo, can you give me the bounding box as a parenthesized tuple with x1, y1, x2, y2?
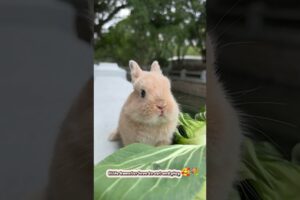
(174, 112, 206, 145)
(194, 178, 206, 200)
(235, 138, 300, 200)
(94, 144, 206, 200)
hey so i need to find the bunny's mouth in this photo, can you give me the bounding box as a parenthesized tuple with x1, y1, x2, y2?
(159, 111, 165, 117)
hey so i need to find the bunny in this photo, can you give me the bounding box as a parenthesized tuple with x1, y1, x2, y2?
(206, 36, 242, 200)
(109, 60, 180, 146)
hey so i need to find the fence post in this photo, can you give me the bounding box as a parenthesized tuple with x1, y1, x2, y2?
(180, 69, 186, 80)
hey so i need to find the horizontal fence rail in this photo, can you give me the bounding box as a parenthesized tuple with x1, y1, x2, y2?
(169, 69, 206, 83)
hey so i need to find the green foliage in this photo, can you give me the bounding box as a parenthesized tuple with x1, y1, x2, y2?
(174, 108, 206, 145)
(94, 0, 206, 67)
(94, 0, 127, 38)
(186, 46, 202, 56)
(231, 138, 300, 200)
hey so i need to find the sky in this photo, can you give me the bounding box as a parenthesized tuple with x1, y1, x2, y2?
(103, 8, 130, 30)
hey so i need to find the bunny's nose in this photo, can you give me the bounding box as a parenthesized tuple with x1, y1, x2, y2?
(157, 103, 166, 111)
(157, 105, 165, 110)
(156, 99, 166, 111)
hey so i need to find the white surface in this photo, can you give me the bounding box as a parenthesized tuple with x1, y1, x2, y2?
(94, 63, 132, 164)
(94, 62, 128, 79)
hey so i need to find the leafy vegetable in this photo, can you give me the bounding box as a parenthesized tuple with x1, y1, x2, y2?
(94, 143, 206, 200)
(94, 108, 207, 200)
(174, 109, 206, 145)
(230, 138, 300, 200)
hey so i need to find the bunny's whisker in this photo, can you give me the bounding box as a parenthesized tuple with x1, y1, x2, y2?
(235, 101, 287, 106)
(240, 113, 297, 128)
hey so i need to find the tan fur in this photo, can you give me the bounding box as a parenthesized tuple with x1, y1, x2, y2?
(109, 60, 179, 146)
(46, 79, 93, 200)
(207, 36, 242, 200)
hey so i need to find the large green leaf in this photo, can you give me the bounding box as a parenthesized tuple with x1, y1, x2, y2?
(94, 144, 206, 200)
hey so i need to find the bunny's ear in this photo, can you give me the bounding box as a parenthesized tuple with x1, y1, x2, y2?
(129, 60, 142, 82)
(150, 60, 162, 74)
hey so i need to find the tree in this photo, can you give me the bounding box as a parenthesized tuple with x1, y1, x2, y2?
(94, 0, 128, 38)
(94, 0, 206, 67)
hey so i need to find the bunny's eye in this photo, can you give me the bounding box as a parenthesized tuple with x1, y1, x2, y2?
(140, 89, 146, 98)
